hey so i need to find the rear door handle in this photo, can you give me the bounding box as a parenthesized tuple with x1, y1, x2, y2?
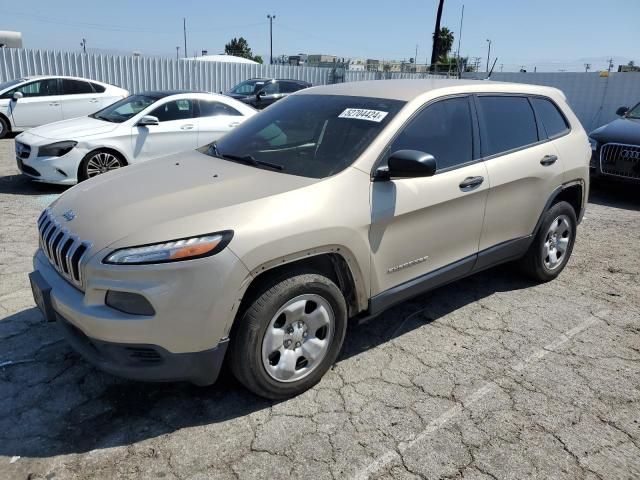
(180, 124, 194, 130)
(49, 102, 60, 107)
(459, 176, 484, 191)
(540, 154, 558, 166)
(89, 99, 100, 103)
(228, 121, 240, 128)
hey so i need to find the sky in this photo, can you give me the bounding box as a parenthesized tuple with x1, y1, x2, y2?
(1, 0, 639, 72)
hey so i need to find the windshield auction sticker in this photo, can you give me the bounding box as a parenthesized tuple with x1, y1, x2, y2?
(338, 108, 389, 122)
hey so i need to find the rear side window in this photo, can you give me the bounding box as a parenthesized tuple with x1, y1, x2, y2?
(62, 79, 93, 95)
(280, 81, 304, 93)
(90, 82, 106, 93)
(389, 96, 474, 171)
(531, 97, 569, 138)
(477, 96, 538, 157)
(199, 100, 241, 117)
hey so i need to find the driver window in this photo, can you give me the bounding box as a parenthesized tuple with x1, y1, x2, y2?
(261, 82, 279, 95)
(12, 79, 60, 98)
(151, 99, 195, 122)
(389, 96, 473, 171)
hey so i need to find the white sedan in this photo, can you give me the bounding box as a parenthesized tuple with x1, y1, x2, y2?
(0, 75, 128, 138)
(14, 91, 256, 184)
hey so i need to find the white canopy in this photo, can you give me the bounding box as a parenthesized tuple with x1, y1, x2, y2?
(182, 54, 259, 64)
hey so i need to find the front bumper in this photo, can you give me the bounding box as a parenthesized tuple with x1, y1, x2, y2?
(17, 148, 85, 185)
(32, 243, 249, 384)
(56, 312, 228, 385)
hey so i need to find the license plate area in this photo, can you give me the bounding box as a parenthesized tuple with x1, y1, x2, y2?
(29, 271, 56, 322)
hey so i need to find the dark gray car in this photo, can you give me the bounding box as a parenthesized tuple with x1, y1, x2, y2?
(224, 78, 311, 109)
(589, 102, 640, 183)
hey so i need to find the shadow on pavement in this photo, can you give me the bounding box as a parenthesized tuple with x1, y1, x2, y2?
(0, 173, 68, 196)
(589, 179, 639, 211)
(0, 264, 535, 458)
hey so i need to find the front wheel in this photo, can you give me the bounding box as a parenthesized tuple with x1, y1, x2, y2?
(519, 201, 577, 282)
(0, 116, 10, 139)
(79, 150, 125, 181)
(229, 272, 347, 399)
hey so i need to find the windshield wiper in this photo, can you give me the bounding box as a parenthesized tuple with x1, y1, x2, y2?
(92, 114, 113, 123)
(216, 150, 284, 172)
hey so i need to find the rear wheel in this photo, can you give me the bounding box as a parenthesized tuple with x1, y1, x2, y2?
(79, 150, 125, 181)
(0, 116, 9, 139)
(519, 201, 577, 282)
(229, 271, 347, 399)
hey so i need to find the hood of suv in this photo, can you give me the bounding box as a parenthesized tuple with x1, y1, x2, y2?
(26, 116, 120, 140)
(590, 117, 640, 145)
(47, 149, 318, 254)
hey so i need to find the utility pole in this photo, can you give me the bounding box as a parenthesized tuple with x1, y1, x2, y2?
(500, 63, 504, 72)
(455, 4, 464, 77)
(485, 39, 492, 72)
(607, 57, 614, 73)
(176, 46, 180, 61)
(584, 63, 591, 72)
(183, 18, 187, 59)
(267, 14, 276, 64)
(80, 38, 87, 54)
(429, 0, 445, 72)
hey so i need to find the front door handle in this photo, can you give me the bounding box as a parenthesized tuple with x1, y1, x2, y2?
(49, 102, 60, 107)
(89, 99, 100, 103)
(180, 124, 194, 130)
(228, 121, 240, 128)
(459, 176, 484, 191)
(540, 154, 558, 166)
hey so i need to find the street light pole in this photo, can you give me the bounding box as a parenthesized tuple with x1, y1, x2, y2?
(267, 14, 276, 65)
(176, 46, 180, 61)
(486, 39, 492, 72)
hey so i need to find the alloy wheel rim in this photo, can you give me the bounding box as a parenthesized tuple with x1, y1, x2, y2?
(261, 294, 335, 383)
(86, 152, 121, 177)
(543, 214, 571, 270)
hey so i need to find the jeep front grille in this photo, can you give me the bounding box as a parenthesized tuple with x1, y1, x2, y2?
(600, 143, 640, 180)
(37, 209, 91, 289)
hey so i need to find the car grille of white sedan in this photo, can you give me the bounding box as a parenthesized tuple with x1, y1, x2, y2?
(37, 209, 90, 289)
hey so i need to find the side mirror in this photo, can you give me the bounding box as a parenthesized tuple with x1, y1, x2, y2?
(257, 90, 266, 98)
(616, 106, 629, 116)
(136, 115, 159, 126)
(376, 150, 437, 180)
(12, 91, 23, 101)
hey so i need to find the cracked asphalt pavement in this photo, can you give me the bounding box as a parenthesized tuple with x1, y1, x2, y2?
(1, 136, 639, 480)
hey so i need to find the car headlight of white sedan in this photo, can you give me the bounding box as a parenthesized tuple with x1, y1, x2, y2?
(39, 141, 78, 157)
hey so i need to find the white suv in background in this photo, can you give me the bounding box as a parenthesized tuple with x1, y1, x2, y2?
(0, 75, 128, 138)
(15, 91, 256, 184)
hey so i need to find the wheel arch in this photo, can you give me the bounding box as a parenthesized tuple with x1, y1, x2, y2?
(235, 247, 368, 326)
(534, 180, 585, 236)
(77, 146, 129, 180)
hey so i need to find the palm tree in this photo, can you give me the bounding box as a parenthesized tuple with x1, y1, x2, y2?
(429, 0, 445, 72)
(436, 27, 455, 62)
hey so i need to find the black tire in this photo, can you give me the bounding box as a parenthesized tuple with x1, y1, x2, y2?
(519, 201, 577, 282)
(229, 271, 347, 399)
(78, 149, 126, 182)
(0, 116, 10, 139)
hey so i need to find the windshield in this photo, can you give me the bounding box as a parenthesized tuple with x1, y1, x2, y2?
(208, 94, 406, 178)
(230, 79, 266, 95)
(0, 78, 24, 93)
(626, 102, 640, 119)
(90, 94, 157, 123)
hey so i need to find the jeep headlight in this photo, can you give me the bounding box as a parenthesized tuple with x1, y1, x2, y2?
(38, 141, 78, 157)
(103, 231, 233, 265)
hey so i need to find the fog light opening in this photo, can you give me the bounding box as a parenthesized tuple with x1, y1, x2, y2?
(105, 290, 155, 316)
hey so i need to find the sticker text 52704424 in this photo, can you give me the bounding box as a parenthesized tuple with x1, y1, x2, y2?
(338, 108, 389, 123)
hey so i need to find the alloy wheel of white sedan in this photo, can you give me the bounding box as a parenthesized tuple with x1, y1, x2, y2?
(84, 151, 125, 178)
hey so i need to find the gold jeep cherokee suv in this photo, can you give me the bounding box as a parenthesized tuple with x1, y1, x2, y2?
(30, 79, 590, 399)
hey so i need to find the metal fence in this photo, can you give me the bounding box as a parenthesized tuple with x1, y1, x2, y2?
(0, 49, 446, 95)
(462, 71, 640, 132)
